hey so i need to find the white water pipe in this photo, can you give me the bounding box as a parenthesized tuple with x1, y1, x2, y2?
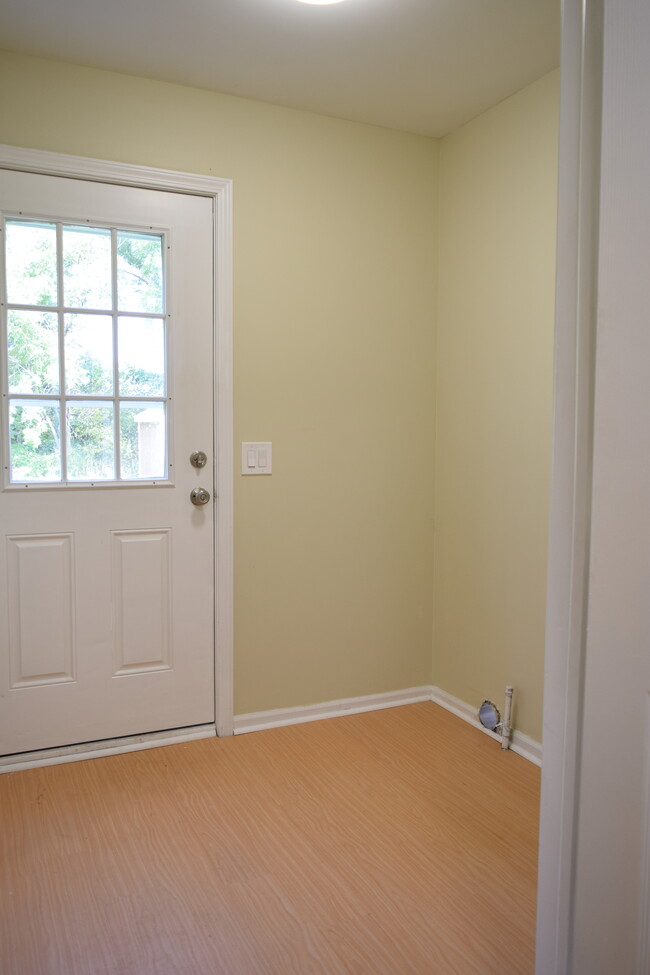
(501, 685, 514, 750)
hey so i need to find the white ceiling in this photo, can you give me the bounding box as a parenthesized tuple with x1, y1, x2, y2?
(0, 0, 560, 138)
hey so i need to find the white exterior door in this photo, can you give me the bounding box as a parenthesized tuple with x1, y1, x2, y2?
(0, 169, 216, 755)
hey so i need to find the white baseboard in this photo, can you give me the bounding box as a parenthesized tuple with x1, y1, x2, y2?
(0, 724, 217, 774)
(3, 687, 542, 773)
(235, 685, 542, 767)
(233, 686, 433, 735)
(429, 686, 542, 767)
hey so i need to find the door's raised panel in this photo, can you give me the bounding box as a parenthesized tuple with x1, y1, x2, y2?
(7, 534, 76, 687)
(111, 529, 172, 676)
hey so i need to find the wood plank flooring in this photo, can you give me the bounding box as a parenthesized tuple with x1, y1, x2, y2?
(0, 702, 540, 974)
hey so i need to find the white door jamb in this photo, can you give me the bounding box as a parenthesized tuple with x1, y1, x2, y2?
(535, 1, 604, 972)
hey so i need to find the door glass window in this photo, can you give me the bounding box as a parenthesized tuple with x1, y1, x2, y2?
(2, 216, 169, 485)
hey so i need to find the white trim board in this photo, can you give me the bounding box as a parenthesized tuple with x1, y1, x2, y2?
(0, 686, 542, 772)
(234, 685, 543, 766)
(535, 0, 602, 970)
(0, 143, 235, 740)
(233, 687, 433, 734)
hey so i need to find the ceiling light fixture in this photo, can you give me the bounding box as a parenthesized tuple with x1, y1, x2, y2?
(295, 0, 347, 5)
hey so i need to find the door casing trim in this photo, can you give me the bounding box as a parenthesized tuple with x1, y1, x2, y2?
(0, 143, 234, 739)
(535, 0, 603, 970)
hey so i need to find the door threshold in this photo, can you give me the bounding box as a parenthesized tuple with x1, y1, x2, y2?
(0, 724, 217, 774)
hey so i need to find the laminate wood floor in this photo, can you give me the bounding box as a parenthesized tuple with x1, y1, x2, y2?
(0, 702, 540, 975)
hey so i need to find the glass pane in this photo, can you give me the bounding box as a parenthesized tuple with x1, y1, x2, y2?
(120, 402, 166, 480)
(7, 310, 60, 394)
(63, 225, 112, 310)
(118, 317, 165, 395)
(9, 399, 61, 482)
(66, 402, 115, 481)
(5, 220, 58, 306)
(64, 314, 113, 395)
(117, 232, 164, 313)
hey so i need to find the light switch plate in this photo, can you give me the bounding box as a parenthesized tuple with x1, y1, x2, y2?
(241, 442, 272, 475)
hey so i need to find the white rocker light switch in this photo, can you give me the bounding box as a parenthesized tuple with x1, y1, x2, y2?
(241, 443, 272, 475)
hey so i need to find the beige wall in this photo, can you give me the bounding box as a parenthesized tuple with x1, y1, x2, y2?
(434, 71, 559, 740)
(0, 51, 558, 734)
(0, 51, 439, 715)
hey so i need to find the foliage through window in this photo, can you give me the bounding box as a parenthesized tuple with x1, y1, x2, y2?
(2, 217, 168, 484)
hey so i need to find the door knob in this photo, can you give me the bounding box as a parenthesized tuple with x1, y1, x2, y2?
(190, 487, 211, 506)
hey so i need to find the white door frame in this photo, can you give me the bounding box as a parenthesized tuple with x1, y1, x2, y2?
(535, 0, 603, 972)
(0, 144, 234, 748)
